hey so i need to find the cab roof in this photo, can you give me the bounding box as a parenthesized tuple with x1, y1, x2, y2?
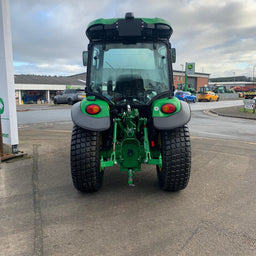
(87, 17, 172, 29)
(86, 13, 173, 42)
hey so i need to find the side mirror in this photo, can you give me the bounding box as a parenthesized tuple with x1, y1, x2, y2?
(82, 51, 88, 66)
(171, 48, 176, 63)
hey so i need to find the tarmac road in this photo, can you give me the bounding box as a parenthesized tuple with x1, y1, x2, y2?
(1, 103, 256, 256)
(189, 110, 256, 143)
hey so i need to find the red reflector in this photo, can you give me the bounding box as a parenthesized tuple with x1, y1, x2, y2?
(86, 104, 101, 115)
(151, 141, 155, 147)
(161, 103, 176, 114)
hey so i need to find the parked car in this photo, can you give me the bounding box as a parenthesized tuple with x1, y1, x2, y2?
(54, 89, 86, 105)
(198, 91, 219, 102)
(175, 91, 197, 103)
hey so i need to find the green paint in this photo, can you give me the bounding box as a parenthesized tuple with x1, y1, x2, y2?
(121, 138, 141, 168)
(99, 108, 162, 184)
(141, 17, 171, 26)
(87, 17, 172, 30)
(0, 98, 4, 114)
(80, 97, 110, 118)
(152, 97, 181, 117)
(100, 118, 118, 170)
(128, 169, 134, 185)
(66, 85, 84, 89)
(87, 18, 119, 28)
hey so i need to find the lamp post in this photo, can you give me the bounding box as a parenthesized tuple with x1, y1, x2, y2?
(180, 64, 184, 72)
(180, 64, 184, 87)
(253, 65, 256, 88)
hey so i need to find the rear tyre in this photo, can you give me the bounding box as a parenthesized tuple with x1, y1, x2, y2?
(70, 125, 103, 192)
(157, 125, 191, 191)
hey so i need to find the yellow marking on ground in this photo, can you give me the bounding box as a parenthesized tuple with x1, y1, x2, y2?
(204, 110, 217, 117)
(37, 129, 71, 133)
(19, 128, 71, 133)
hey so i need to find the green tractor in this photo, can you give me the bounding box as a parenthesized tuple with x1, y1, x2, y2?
(177, 83, 196, 95)
(70, 13, 191, 192)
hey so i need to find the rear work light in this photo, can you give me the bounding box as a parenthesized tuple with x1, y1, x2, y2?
(86, 104, 101, 115)
(161, 103, 176, 114)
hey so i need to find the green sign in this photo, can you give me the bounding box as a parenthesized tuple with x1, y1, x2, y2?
(0, 98, 4, 114)
(185, 62, 195, 75)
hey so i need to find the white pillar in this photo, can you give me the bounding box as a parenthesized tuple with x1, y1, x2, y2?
(46, 90, 50, 103)
(0, 0, 19, 150)
(18, 90, 21, 105)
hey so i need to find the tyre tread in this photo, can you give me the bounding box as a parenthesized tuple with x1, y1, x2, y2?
(70, 125, 102, 192)
(158, 125, 191, 191)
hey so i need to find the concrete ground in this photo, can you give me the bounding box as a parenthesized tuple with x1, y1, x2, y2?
(1, 121, 256, 256)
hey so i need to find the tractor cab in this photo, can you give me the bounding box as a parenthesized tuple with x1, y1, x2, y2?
(83, 13, 176, 107)
(199, 86, 210, 94)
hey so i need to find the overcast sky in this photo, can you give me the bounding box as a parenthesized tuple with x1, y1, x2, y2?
(9, 0, 256, 78)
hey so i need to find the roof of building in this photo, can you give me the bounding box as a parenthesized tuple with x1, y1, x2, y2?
(210, 76, 250, 82)
(14, 73, 86, 85)
(14, 70, 209, 86)
(173, 70, 210, 79)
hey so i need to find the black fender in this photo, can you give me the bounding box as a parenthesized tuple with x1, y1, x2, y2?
(71, 102, 110, 131)
(153, 101, 191, 130)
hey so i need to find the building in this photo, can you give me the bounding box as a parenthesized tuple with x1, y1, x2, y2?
(173, 70, 210, 92)
(14, 73, 86, 104)
(209, 76, 256, 89)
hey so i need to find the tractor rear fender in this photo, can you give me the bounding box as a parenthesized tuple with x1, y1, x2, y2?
(71, 99, 110, 131)
(152, 98, 191, 130)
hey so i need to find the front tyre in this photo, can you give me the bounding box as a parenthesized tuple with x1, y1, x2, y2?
(70, 125, 103, 192)
(157, 125, 191, 191)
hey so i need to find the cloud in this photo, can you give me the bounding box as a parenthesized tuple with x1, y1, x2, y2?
(9, 0, 256, 77)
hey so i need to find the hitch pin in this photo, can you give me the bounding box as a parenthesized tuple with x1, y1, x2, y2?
(128, 169, 135, 187)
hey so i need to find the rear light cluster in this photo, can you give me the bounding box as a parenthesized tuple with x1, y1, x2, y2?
(86, 103, 176, 115)
(86, 104, 101, 115)
(161, 103, 176, 114)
